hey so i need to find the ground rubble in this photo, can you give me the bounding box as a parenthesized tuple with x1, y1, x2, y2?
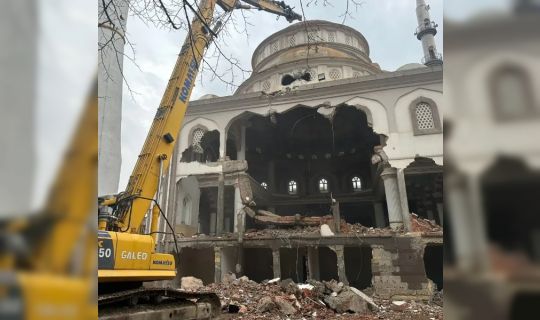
(194, 276, 443, 319)
(184, 214, 441, 240)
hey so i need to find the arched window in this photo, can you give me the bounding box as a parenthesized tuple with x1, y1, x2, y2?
(192, 128, 206, 153)
(319, 178, 329, 193)
(352, 176, 362, 191)
(491, 65, 536, 121)
(261, 182, 268, 190)
(288, 180, 297, 195)
(410, 99, 442, 135)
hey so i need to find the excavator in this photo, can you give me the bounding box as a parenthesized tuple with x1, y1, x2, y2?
(97, 0, 301, 318)
(0, 81, 98, 320)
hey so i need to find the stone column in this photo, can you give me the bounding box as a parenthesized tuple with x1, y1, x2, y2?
(397, 169, 412, 231)
(233, 183, 242, 232)
(216, 174, 225, 235)
(272, 247, 281, 279)
(332, 201, 341, 233)
(373, 202, 386, 228)
(307, 247, 320, 280)
(236, 125, 246, 161)
(214, 247, 222, 283)
(381, 167, 404, 230)
(331, 246, 348, 285)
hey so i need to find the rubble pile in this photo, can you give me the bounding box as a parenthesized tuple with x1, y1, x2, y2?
(409, 214, 442, 233)
(194, 276, 442, 319)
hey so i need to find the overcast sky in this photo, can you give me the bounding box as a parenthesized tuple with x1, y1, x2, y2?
(118, 0, 444, 189)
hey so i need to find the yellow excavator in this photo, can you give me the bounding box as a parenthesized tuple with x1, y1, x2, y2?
(97, 0, 301, 318)
(0, 81, 98, 320)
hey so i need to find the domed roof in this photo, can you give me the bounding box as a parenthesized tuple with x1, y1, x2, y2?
(396, 63, 427, 71)
(235, 20, 382, 95)
(198, 94, 220, 100)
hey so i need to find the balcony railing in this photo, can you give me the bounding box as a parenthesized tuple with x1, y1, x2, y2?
(422, 53, 443, 64)
(415, 21, 438, 39)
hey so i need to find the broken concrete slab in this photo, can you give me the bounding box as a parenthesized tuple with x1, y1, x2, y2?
(324, 288, 369, 314)
(350, 286, 379, 311)
(181, 276, 204, 291)
(320, 224, 335, 237)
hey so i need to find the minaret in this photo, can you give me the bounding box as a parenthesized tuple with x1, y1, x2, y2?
(98, 0, 130, 196)
(414, 0, 442, 66)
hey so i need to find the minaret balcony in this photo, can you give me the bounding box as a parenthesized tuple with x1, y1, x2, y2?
(415, 21, 438, 39)
(422, 53, 443, 65)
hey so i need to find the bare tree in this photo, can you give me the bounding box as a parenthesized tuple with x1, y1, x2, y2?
(98, 0, 366, 94)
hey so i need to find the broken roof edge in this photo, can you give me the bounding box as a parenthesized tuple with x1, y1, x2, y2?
(186, 65, 442, 115)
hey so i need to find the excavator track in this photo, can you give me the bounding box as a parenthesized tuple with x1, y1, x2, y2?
(99, 287, 221, 320)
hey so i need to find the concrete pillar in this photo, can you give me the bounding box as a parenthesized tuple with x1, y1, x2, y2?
(216, 174, 225, 235)
(236, 125, 246, 161)
(332, 201, 341, 233)
(373, 202, 386, 228)
(397, 169, 412, 231)
(307, 247, 320, 280)
(381, 167, 404, 230)
(233, 182, 242, 232)
(214, 247, 222, 283)
(331, 246, 348, 285)
(272, 248, 281, 279)
(447, 174, 490, 273)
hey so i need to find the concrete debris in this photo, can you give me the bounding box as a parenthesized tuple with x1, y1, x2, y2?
(390, 300, 409, 312)
(275, 296, 297, 315)
(180, 276, 203, 291)
(323, 288, 369, 314)
(410, 213, 442, 233)
(268, 277, 280, 284)
(222, 272, 236, 284)
(196, 277, 443, 319)
(320, 224, 335, 237)
(350, 286, 379, 311)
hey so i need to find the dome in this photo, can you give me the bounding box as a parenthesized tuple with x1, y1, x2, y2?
(235, 20, 382, 95)
(198, 94, 220, 100)
(396, 63, 427, 71)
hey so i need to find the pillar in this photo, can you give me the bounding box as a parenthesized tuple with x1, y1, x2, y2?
(307, 247, 320, 280)
(331, 245, 348, 285)
(272, 248, 281, 279)
(381, 167, 404, 230)
(397, 168, 412, 231)
(373, 202, 386, 228)
(233, 184, 242, 232)
(236, 125, 246, 161)
(216, 173, 225, 235)
(332, 201, 341, 233)
(447, 174, 489, 273)
(214, 247, 222, 283)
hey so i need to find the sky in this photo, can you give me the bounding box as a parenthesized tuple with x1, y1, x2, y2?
(118, 0, 444, 189)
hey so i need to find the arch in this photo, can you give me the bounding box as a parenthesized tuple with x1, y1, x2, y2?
(409, 97, 442, 135)
(179, 117, 220, 154)
(462, 53, 540, 122)
(394, 88, 443, 133)
(342, 96, 389, 135)
(489, 64, 536, 121)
